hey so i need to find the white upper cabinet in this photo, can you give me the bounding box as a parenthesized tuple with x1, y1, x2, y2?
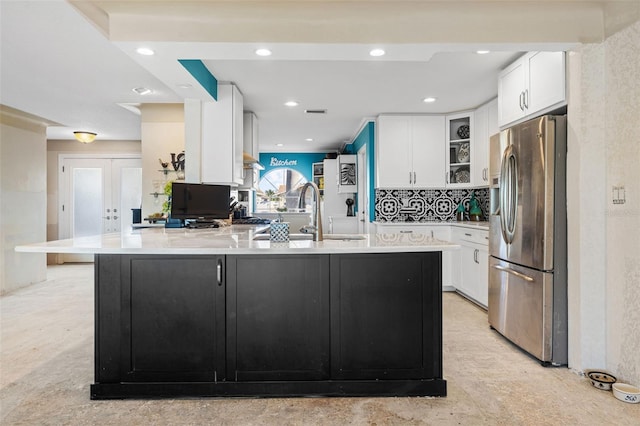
(240, 112, 259, 189)
(376, 115, 445, 189)
(498, 51, 566, 128)
(445, 112, 473, 187)
(201, 84, 244, 186)
(471, 98, 498, 186)
(376, 115, 411, 188)
(243, 112, 259, 160)
(412, 116, 446, 187)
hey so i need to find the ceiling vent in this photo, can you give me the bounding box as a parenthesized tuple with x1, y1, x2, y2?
(304, 109, 327, 114)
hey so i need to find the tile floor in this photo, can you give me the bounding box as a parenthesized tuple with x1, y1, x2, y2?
(1, 264, 638, 425)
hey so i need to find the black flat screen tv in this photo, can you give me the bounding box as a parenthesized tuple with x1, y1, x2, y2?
(170, 182, 230, 221)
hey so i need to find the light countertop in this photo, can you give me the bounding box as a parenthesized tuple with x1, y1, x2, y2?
(15, 225, 459, 256)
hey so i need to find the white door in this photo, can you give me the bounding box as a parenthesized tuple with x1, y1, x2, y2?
(526, 51, 565, 115)
(412, 115, 446, 187)
(357, 145, 369, 234)
(59, 156, 142, 263)
(376, 115, 412, 188)
(498, 57, 526, 127)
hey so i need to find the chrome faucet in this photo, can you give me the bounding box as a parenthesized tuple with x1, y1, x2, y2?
(298, 181, 323, 241)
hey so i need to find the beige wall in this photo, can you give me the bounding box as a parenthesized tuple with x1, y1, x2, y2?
(0, 106, 48, 295)
(46, 139, 141, 264)
(567, 20, 640, 385)
(602, 20, 640, 386)
(140, 104, 184, 218)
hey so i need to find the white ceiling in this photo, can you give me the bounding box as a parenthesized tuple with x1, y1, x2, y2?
(1, 1, 637, 152)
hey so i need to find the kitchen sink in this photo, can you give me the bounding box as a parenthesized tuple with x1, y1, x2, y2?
(253, 233, 312, 241)
(253, 233, 366, 241)
(324, 234, 367, 241)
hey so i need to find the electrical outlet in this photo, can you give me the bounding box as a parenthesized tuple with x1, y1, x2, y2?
(612, 186, 626, 205)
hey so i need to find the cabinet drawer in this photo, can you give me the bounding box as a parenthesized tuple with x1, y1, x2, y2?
(451, 226, 488, 246)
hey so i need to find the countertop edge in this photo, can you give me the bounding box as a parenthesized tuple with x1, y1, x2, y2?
(15, 244, 460, 255)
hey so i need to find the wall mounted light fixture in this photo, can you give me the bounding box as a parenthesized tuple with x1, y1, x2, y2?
(73, 131, 97, 143)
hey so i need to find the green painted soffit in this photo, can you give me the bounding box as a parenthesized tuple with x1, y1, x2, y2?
(178, 59, 218, 100)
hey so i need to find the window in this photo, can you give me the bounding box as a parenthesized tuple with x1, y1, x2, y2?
(257, 168, 307, 212)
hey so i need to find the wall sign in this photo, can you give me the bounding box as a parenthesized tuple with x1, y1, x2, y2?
(269, 157, 298, 167)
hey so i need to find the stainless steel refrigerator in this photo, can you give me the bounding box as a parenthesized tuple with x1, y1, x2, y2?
(488, 115, 567, 366)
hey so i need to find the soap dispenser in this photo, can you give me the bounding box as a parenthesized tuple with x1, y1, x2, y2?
(455, 202, 465, 221)
(469, 191, 482, 222)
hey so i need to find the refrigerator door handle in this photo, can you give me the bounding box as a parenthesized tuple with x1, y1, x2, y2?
(492, 264, 534, 282)
(499, 142, 518, 245)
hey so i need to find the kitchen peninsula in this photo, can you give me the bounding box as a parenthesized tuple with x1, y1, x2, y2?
(17, 226, 457, 399)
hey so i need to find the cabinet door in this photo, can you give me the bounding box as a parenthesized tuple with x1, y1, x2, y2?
(458, 244, 477, 298)
(118, 255, 224, 382)
(376, 115, 412, 188)
(330, 252, 442, 380)
(459, 243, 489, 309)
(526, 51, 565, 115)
(487, 98, 499, 137)
(243, 112, 259, 159)
(475, 245, 489, 307)
(226, 255, 330, 381)
(201, 84, 244, 185)
(472, 104, 489, 185)
(412, 115, 446, 187)
(232, 86, 244, 185)
(498, 57, 526, 127)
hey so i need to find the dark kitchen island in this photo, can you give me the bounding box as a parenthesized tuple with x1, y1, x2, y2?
(17, 226, 455, 399)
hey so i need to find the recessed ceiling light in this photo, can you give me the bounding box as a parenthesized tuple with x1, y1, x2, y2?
(476, 50, 490, 54)
(132, 87, 152, 95)
(276, 143, 284, 147)
(136, 47, 155, 56)
(177, 83, 193, 89)
(284, 101, 298, 107)
(255, 48, 272, 57)
(305, 138, 313, 142)
(423, 97, 437, 103)
(369, 48, 385, 57)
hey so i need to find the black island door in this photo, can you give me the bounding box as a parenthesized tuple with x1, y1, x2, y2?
(330, 252, 443, 380)
(226, 254, 331, 381)
(95, 255, 226, 383)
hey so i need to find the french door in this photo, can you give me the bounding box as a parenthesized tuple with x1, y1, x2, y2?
(59, 155, 141, 263)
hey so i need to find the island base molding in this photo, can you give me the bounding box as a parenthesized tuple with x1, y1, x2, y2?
(91, 379, 447, 400)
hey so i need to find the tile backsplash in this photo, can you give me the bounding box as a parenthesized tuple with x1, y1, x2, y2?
(375, 188, 489, 222)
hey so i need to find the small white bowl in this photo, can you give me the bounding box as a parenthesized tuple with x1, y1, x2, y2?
(612, 383, 640, 404)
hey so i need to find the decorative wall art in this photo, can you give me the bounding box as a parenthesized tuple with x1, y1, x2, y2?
(340, 163, 357, 186)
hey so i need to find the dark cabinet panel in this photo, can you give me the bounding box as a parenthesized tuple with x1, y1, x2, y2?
(117, 255, 224, 382)
(330, 252, 442, 380)
(226, 255, 330, 381)
(93, 252, 445, 399)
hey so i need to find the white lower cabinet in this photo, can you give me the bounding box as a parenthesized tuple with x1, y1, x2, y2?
(451, 226, 489, 308)
(374, 223, 453, 290)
